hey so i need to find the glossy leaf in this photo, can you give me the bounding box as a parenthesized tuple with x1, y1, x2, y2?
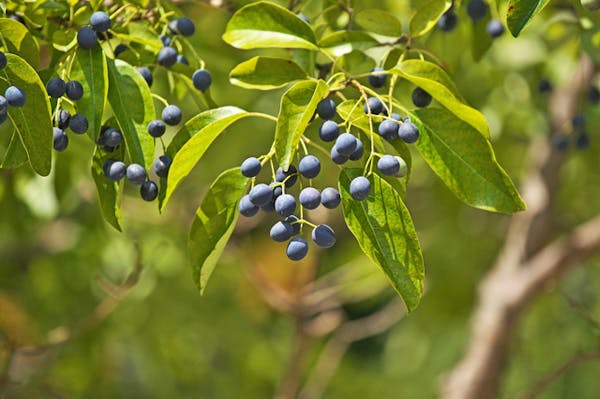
(339, 169, 424, 311)
(355, 9, 402, 37)
(69, 46, 108, 141)
(1, 133, 28, 168)
(318, 31, 377, 56)
(275, 79, 329, 170)
(160, 106, 250, 212)
(0, 54, 52, 176)
(91, 144, 123, 231)
(222, 1, 318, 50)
(335, 50, 376, 75)
(392, 60, 490, 138)
(411, 108, 526, 213)
(229, 56, 307, 90)
(507, 0, 551, 37)
(0, 18, 40, 68)
(106, 59, 155, 170)
(410, 0, 452, 37)
(189, 168, 249, 294)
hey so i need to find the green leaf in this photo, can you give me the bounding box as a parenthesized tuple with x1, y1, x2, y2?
(69, 46, 108, 141)
(229, 56, 307, 90)
(1, 132, 28, 168)
(339, 168, 424, 311)
(318, 31, 377, 56)
(355, 9, 402, 37)
(392, 60, 490, 138)
(471, 14, 493, 61)
(91, 144, 122, 231)
(160, 106, 250, 212)
(507, 0, 551, 37)
(189, 167, 248, 294)
(222, 1, 318, 50)
(0, 54, 52, 176)
(106, 59, 155, 170)
(410, 0, 452, 37)
(275, 79, 329, 170)
(0, 18, 40, 68)
(411, 108, 526, 213)
(334, 50, 376, 75)
(113, 21, 163, 52)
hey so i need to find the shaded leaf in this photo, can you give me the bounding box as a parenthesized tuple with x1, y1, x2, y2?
(339, 168, 424, 311)
(507, 0, 551, 37)
(410, 0, 452, 37)
(471, 14, 493, 61)
(1, 132, 28, 169)
(355, 9, 402, 37)
(229, 56, 307, 90)
(0, 18, 40, 68)
(91, 144, 123, 231)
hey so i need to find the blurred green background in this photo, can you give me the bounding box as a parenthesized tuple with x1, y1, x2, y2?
(2, 1, 600, 398)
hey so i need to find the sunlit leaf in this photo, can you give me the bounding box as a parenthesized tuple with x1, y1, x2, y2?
(507, 0, 551, 37)
(410, 0, 452, 37)
(355, 9, 402, 37)
(229, 56, 307, 90)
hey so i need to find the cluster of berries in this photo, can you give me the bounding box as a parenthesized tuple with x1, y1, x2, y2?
(47, 78, 88, 151)
(438, 0, 505, 38)
(0, 51, 27, 124)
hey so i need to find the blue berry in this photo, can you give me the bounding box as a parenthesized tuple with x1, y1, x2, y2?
(412, 87, 432, 108)
(169, 17, 195, 37)
(65, 80, 83, 101)
(437, 10, 458, 32)
(319, 120, 339, 142)
(276, 165, 298, 188)
(140, 180, 158, 201)
(157, 46, 178, 67)
(299, 155, 320, 178)
(330, 146, 348, 165)
(100, 127, 122, 147)
(114, 44, 127, 57)
(467, 0, 488, 22)
(349, 176, 370, 201)
(5, 86, 25, 107)
(275, 193, 296, 217)
(377, 155, 400, 176)
(391, 113, 402, 121)
(90, 11, 111, 32)
(77, 26, 98, 49)
(69, 114, 88, 134)
(55, 109, 70, 129)
(105, 160, 126, 181)
(286, 237, 309, 261)
(285, 215, 301, 236)
(575, 133, 590, 150)
(378, 119, 399, 141)
(538, 80, 553, 94)
(53, 128, 68, 152)
(335, 133, 357, 156)
(270, 221, 293, 242)
(0, 52, 6, 70)
(176, 55, 189, 65)
(192, 69, 212, 92)
(147, 120, 166, 137)
(249, 183, 273, 206)
(588, 86, 600, 103)
(487, 19, 505, 38)
(572, 114, 586, 130)
(0, 96, 7, 114)
(162, 105, 182, 125)
(126, 163, 147, 185)
(46, 77, 66, 98)
(363, 96, 383, 114)
(136, 67, 153, 87)
(299, 187, 321, 209)
(240, 157, 261, 177)
(159, 34, 171, 47)
(398, 121, 419, 143)
(349, 138, 364, 161)
(153, 155, 172, 178)
(0, 113, 6, 124)
(368, 67, 386, 88)
(316, 98, 336, 119)
(239, 195, 259, 217)
(321, 187, 341, 209)
(312, 224, 336, 248)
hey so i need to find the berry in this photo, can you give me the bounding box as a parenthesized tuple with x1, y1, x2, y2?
(368, 67, 387, 88)
(377, 155, 400, 176)
(157, 46, 178, 67)
(319, 120, 339, 142)
(349, 176, 371, 201)
(285, 215, 301, 236)
(0, 113, 6, 125)
(437, 10, 458, 32)
(169, 17, 195, 37)
(276, 165, 298, 188)
(349, 138, 364, 161)
(299, 155, 320, 178)
(412, 87, 432, 108)
(126, 163, 147, 185)
(159, 34, 172, 47)
(312, 224, 336, 248)
(239, 195, 259, 217)
(136, 67, 153, 87)
(335, 133, 357, 156)
(140, 180, 158, 201)
(100, 127, 122, 147)
(391, 113, 402, 121)
(5, 86, 25, 107)
(551, 133, 569, 152)
(53, 128, 68, 152)
(69, 114, 88, 134)
(397, 157, 408, 177)
(286, 237, 309, 261)
(77, 26, 98, 49)
(65, 80, 84, 101)
(487, 19, 505, 38)
(270, 221, 293, 242)
(572, 114, 586, 130)
(398, 121, 419, 143)
(114, 44, 127, 57)
(162, 105, 182, 125)
(538, 80, 553, 94)
(147, 120, 166, 137)
(260, 200, 275, 213)
(275, 193, 296, 217)
(378, 119, 399, 141)
(90, 11, 111, 32)
(299, 187, 321, 209)
(0, 96, 7, 114)
(316, 98, 336, 119)
(330, 146, 348, 165)
(321, 187, 341, 209)
(249, 183, 273, 206)
(153, 155, 172, 178)
(467, 0, 488, 22)
(105, 160, 126, 181)
(55, 109, 71, 129)
(0, 52, 6, 70)
(363, 96, 384, 114)
(588, 86, 600, 104)
(177, 55, 189, 65)
(575, 133, 590, 150)
(46, 77, 66, 98)
(192, 69, 212, 92)
(241, 157, 261, 177)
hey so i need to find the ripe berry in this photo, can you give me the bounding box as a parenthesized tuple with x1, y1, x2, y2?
(239, 195, 259, 217)
(100, 127, 122, 147)
(575, 133, 590, 150)
(65, 80, 84, 101)
(46, 77, 66, 98)
(140, 180, 159, 201)
(270, 221, 293, 242)
(162, 105, 182, 125)
(299, 187, 321, 209)
(363, 96, 384, 114)
(0, 52, 6, 70)
(0, 96, 7, 114)
(321, 187, 341, 209)
(157, 46, 178, 67)
(241, 157, 262, 178)
(147, 120, 166, 137)
(312, 224, 336, 248)
(169, 17, 195, 37)
(192, 69, 212, 92)
(572, 114, 586, 130)
(5, 86, 25, 107)
(286, 237, 309, 261)
(90, 11, 111, 32)
(55, 109, 71, 129)
(551, 133, 569, 152)
(69, 114, 88, 134)
(368, 67, 387, 88)
(159, 34, 172, 47)
(398, 121, 419, 143)
(153, 155, 172, 178)
(285, 215, 301, 236)
(319, 120, 339, 142)
(538, 80, 553, 94)
(349, 138, 364, 161)
(114, 44, 127, 57)
(299, 155, 320, 178)
(316, 98, 336, 119)
(437, 10, 458, 32)
(53, 128, 68, 152)
(275, 193, 296, 217)
(136, 67, 153, 87)
(335, 133, 357, 156)
(330, 146, 348, 165)
(377, 155, 400, 176)
(412, 87, 432, 108)
(588, 86, 600, 104)
(487, 19, 505, 38)
(105, 160, 126, 181)
(77, 26, 98, 49)
(126, 163, 147, 185)
(349, 176, 371, 201)
(177, 55, 189, 65)
(378, 119, 399, 141)
(249, 183, 273, 206)
(276, 165, 298, 188)
(467, 0, 488, 22)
